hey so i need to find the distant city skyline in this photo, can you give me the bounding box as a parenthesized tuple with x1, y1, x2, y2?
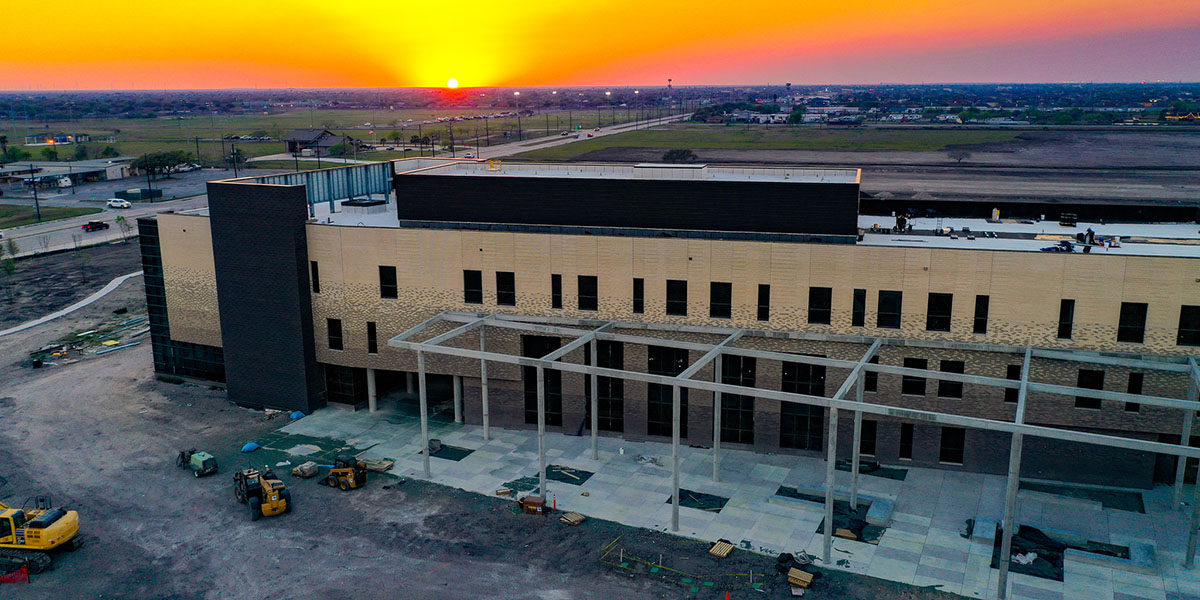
(2, 0, 1198, 90)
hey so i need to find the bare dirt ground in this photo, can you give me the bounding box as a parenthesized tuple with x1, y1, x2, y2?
(0, 255, 962, 599)
(0, 241, 142, 327)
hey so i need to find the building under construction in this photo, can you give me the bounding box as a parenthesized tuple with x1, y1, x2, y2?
(138, 158, 1200, 493)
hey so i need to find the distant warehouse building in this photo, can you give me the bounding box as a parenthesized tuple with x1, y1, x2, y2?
(138, 158, 1200, 489)
(282, 129, 355, 155)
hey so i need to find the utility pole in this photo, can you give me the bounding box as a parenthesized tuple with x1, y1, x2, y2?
(30, 164, 41, 221)
(195, 137, 201, 163)
(231, 144, 239, 178)
(68, 160, 75, 195)
(484, 117, 490, 146)
(448, 126, 455, 158)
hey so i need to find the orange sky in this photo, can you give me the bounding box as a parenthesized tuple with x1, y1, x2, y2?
(2, 0, 1198, 89)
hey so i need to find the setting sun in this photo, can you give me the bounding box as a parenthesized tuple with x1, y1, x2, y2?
(446, 77, 459, 88)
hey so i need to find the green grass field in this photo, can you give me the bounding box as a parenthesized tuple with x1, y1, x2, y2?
(507, 123, 1023, 161)
(0, 204, 102, 229)
(3, 107, 656, 166)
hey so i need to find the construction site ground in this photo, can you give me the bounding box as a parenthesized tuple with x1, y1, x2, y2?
(0, 253, 963, 598)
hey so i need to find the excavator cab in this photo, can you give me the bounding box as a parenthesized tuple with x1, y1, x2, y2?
(323, 455, 367, 491)
(233, 468, 291, 521)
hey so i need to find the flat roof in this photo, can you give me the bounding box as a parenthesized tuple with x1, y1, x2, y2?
(858, 215, 1200, 258)
(398, 160, 861, 184)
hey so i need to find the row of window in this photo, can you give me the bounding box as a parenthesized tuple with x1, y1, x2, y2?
(325, 318, 1152, 416)
(309, 262, 1200, 346)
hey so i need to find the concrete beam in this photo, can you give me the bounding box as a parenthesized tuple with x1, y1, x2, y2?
(423, 317, 488, 346)
(540, 322, 615, 362)
(394, 311, 446, 341)
(1033, 349, 1191, 373)
(386, 340, 1200, 460)
(677, 331, 744, 381)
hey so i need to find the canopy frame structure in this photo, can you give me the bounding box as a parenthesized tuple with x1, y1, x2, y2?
(390, 311, 1200, 596)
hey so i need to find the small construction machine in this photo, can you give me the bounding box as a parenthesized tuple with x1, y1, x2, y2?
(0, 496, 81, 573)
(233, 468, 290, 520)
(323, 455, 368, 490)
(176, 449, 218, 477)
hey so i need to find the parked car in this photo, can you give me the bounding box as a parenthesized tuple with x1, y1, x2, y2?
(464, 153, 474, 159)
(106, 199, 132, 209)
(81, 221, 110, 232)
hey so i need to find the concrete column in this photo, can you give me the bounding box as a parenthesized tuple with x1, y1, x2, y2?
(1188, 477, 1200, 567)
(850, 374, 864, 510)
(417, 351, 430, 478)
(367, 367, 378, 413)
(480, 328, 490, 441)
(1176, 411, 1194, 510)
(590, 338, 599, 460)
(671, 384, 681, 532)
(712, 354, 722, 483)
(1176, 378, 1198, 509)
(823, 406, 839, 564)
(537, 366, 547, 497)
(453, 375, 463, 424)
(997, 432, 1024, 599)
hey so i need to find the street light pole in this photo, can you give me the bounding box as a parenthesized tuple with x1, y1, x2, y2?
(514, 91, 522, 141)
(29, 163, 41, 221)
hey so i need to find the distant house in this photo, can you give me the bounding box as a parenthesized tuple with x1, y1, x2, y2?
(282, 129, 355, 154)
(22, 133, 90, 145)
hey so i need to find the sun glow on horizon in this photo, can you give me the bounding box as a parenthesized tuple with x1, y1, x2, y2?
(446, 78, 459, 89)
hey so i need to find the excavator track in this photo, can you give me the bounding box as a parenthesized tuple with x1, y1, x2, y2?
(0, 547, 51, 573)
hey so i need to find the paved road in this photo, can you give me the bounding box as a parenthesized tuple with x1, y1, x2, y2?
(248, 113, 692, 165)
(5, 194, 209, 258)
(0, 168, 255, 208)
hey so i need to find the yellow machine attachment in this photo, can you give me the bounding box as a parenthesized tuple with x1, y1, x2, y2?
(0, 496, 81, 573)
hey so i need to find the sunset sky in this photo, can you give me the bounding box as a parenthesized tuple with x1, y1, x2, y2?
(2, 0, 1198, 90)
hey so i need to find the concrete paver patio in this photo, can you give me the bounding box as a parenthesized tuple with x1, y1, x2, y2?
(280, 400, 1200, 600)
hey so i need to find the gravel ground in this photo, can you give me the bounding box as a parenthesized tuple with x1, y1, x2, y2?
(0, 253, 964, 599)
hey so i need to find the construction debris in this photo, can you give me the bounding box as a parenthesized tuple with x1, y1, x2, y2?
(360, 458, 395, 473)
(559, 512, 586, 526)
(709, 539, 734, 558)
(495, 488, 513, 496)
(834, 528, 857, 540)
(636, 455, 663, 467)
(291, 461, 318, 478)
(787, 568, 814, 589)
(521, 495, 547, 515)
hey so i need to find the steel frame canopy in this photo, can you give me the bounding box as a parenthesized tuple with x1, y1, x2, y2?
(390, 311, 1200, 599)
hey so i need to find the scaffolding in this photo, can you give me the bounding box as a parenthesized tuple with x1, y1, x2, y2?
(390, 310, 1200, 599)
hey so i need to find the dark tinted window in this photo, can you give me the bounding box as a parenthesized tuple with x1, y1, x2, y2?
(720, 355, 755, 444)
(902, 357, 927, 395)
(584, 341, 625, 432)
(1005, 364, 1021, 403)
(327, 318, 343, 351)
(647, 345, 689, 436)
(366, 321, 377, 354)
(780, 359, 824, 451)
(710, 282, 732, 319)
(860, 420, 877, 456)
(496, 272, 516, 306)
(938, 360, 964, 398)
(852, 289, 866, 327)
(666, 280, 687, 316)
(379, 266, 398, 299)
(973, 295, 989, 334)
(899, 423, 914, 459)
(1058, 299, 1075, 339)
(463, 270, 482, 304)
(878, 290, 902, 329)
(1075, 369, 1104, 409)
(926, 293, 953, 332)
(1126, 372, 1143, 413)
(522, 336, 562, 426)
(632, 278, 644, 314)
(939, 427, 966, 464)
(578, 275, 598, 311)
(1179, 306, 1200, 346)
(808, 287, 832, 324)
(864, 356, 879, 392)
(757, 284, 770, 321)
(1117, 302, 1148, 343)
(310, 261, 320, 293)
(551, 274, 562, 309)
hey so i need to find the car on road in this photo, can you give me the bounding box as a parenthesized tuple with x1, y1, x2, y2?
(106, 199, 132, 209)
(594, 127, 600, 131)
(587, 133, 594, 137)
(560, 131, 569, 136)
(464, 153, 474, 159)
(81, 221, 110, 232)
(0, 229, 4, 240)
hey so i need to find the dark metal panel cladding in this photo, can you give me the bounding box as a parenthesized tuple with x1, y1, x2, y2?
(207, 181, 325, 413)
(395, 175, 860, 236)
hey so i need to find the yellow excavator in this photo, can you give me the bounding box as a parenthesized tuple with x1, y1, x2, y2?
(0, 496, 81, 573)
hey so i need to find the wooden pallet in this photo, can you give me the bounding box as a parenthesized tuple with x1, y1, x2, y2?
(787, 568, 814, 588)
(559, 511, 586, 526)
(361, 458, 395, 473)
(709, 540, 734, 558)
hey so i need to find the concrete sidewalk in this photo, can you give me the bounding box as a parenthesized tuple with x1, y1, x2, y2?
(280, 400, 1200, 600)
